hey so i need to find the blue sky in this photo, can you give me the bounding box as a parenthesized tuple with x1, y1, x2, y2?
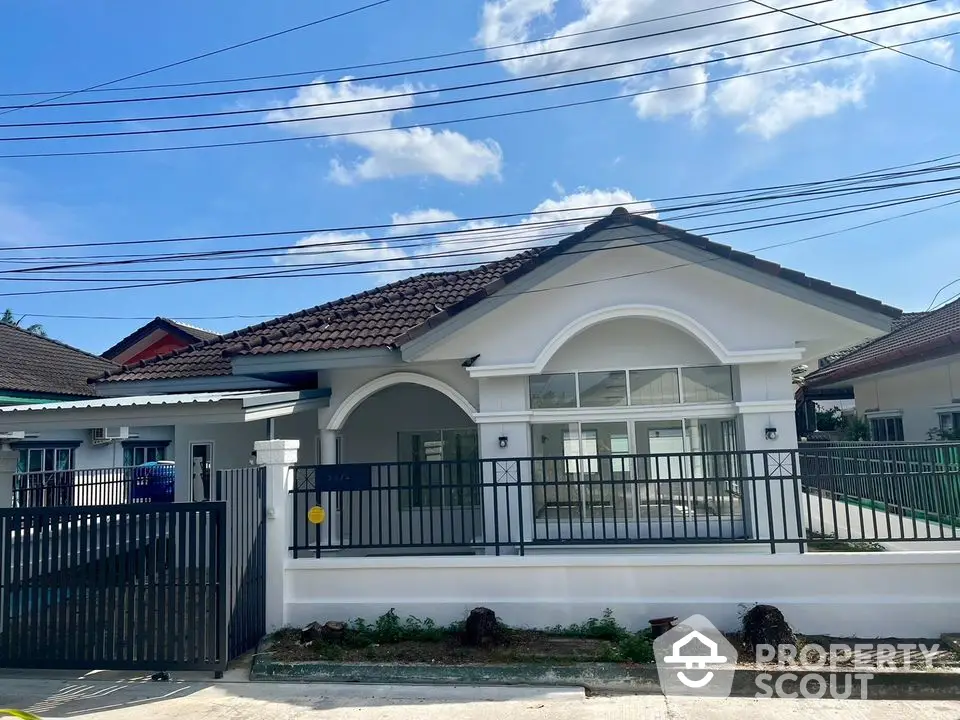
(1, 0, 959, 354)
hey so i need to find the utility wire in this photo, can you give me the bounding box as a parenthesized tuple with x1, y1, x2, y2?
(3, 26, 955, 160)
(0, 2, 923, 131)
(751, 0, 960, 74)
(0, 0, 398, 118)
(2, 185, 957, 297)
(0, 0, 840, 111)
(2, 147, 959, 260)
(0, 1, 755, 98)
(5, 168, 959, 273)
(0, 5, 944, 141)
(14, 194, 960, 321)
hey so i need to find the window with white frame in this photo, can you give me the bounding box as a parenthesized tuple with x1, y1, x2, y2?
(529, 366, 733, 409)
(122, 442, 168, 467)
(938, 411, 960, 436)
(869, 415, 904, 442)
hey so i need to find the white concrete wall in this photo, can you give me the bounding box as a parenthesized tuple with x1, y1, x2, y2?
(853, 357, 960, 441)
(543, 317, 717, 373)
(284, 552, 960, 637)
(415, 231, 883, 368)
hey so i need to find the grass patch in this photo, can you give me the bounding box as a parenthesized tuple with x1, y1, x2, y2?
(807, 530, 885, 552)
(268, 608, 653, 665)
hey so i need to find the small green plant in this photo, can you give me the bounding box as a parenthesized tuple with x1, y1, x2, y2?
(557, 609, 629, 641)
(374, 609, 404, 644)
(599, 630, 655, 663)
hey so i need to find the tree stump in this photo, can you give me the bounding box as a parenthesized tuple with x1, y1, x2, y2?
(463, 607, 498, 647)
(300, 621, 324, 646)
(742, 604, 796, 659)
(322, 621, 347, 642)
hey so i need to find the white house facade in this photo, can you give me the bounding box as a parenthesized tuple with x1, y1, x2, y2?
(6, 210, 955, 638)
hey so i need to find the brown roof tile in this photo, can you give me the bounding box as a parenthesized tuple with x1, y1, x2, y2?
(804, 305, 960, 387)
(0, 323, 116, 396)
(99, 210, 899, 384)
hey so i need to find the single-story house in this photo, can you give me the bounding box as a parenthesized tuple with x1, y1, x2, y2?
(801, 297, 960, 442)
(0, 321, 176, 481)
(0, 208, 900, 548)
(101, 316, 220, 365)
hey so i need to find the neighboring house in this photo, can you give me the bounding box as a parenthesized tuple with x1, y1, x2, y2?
(0, 208, 899, 538)
(801, 297, 960, 442)
(0, 322, 174, 476)
(101, 316, 219, 365)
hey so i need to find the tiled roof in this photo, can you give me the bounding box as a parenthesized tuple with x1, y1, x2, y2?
(0, 322, 117, 397)
(816, 312, 930, 368)
(164, 318, 220, 342)
(98, 209, 900, 385)
(804, 300, 960, 387)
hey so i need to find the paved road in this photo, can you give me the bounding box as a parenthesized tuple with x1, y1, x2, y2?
(1, 677, 958, 720)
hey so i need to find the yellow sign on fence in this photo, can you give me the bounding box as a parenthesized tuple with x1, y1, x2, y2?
(307, 506, 326, 524)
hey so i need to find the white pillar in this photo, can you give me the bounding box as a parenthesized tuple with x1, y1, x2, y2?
(737, 362, 804, 553)
(317, 429, 341, 548)
(255, 438, 299, 632)
(0, 444, 17, 509)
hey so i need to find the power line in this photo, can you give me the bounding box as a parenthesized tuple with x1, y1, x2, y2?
(0, 6, 945, 142)
(15, 194, 960, 322)
(0, 1, 756, 98)
(751, 0, 960, 75)
(2, 148, 959, 265)
(2, 186, 957, 298)
(0, 0, 398, 118)
(3, 26, 955, 160)
(0, 0, 839, 111)
(0, 2, 927, 132)
(6, 168, 959, 274)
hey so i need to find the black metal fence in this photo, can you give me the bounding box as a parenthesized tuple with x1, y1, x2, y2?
(290, 446, 960, 556)
(12, 467, 174, 508)
(214, 467, 267, 661)
(0, 502, 227, 671)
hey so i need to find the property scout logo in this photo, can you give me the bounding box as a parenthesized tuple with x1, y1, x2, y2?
(653, 615, 940, 700)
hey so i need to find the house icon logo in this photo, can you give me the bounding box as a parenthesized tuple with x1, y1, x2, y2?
(653, 614, 738, 698)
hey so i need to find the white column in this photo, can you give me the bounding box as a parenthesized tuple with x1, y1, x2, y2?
(0, 444, 17, 509)
(476, 377, 532, 554)
(737, 362, 804, 552)
(255, 438, 299, 631)
(317, 429, 341, 547)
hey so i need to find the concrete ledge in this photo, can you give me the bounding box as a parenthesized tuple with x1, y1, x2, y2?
(250, 647, 960, 700)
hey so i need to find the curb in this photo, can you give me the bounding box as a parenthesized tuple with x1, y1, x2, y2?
(250, 641, 960, 699)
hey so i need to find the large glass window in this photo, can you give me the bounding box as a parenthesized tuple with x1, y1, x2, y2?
(578, 371, 627, 408)
(682, 366, 733, 403)
(123, 444, 166, 467)
(529, 373, 577, 409)
(397, 428, 479, 507)
(529, 366, 734, 409)
(630, 369, 680, 405)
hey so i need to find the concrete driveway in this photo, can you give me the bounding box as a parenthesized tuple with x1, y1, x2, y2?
(1, 676, 958, 719)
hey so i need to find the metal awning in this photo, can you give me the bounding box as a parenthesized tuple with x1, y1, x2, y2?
(0, 389, 330, 431)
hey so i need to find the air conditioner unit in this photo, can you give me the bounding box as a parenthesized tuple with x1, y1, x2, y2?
(91, 426, 130, 445)
(0, 431, 26, 441)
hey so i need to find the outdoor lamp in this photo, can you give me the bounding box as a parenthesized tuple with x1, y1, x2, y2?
(765, 426, 779, 441)
(498, 436, 508, 449)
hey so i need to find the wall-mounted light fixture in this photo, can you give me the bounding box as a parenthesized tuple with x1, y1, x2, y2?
(765, 426, 779, 441)
(498, 436, 509, 449)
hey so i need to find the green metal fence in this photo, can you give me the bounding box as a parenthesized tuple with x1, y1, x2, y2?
(798, 442, 960, 526)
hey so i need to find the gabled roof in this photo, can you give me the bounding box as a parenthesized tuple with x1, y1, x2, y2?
(0, 322, 117, 397)
(97, 209, 900, 385)
(816, 312, 931, 368)
(804, 299, 960, 388)
(101, 316, 220, 361)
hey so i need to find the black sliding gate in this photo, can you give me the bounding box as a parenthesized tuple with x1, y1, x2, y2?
(0, 466, 266, 673)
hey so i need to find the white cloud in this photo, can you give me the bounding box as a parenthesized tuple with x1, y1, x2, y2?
(477, 0, 960, 136)
(278, 189, 655, 278)
(266, 77, 502, 183)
